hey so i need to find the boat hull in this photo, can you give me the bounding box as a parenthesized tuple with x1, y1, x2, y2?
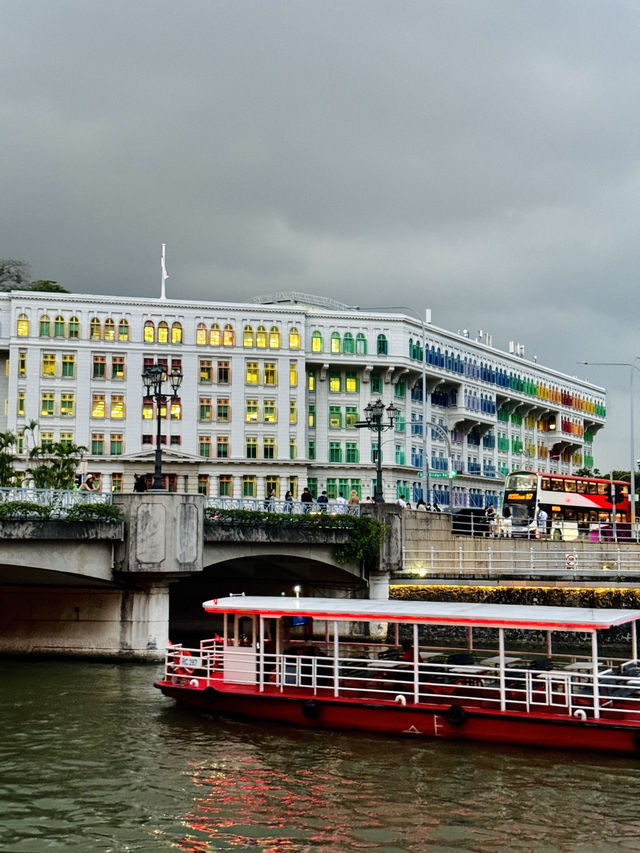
(155, 681, 640, 756)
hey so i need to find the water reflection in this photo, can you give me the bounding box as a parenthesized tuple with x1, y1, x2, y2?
(3, 661, 640, 851)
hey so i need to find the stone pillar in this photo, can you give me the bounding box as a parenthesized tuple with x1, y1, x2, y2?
(0, 581, 170, 660)
(114, 492, 203, 574)
(119, 582, 170, 656)
(368, 570, 390, 640)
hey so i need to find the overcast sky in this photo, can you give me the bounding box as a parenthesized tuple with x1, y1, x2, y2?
(3, 1, 639, 474)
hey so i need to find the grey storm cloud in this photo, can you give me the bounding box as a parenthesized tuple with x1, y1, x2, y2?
(2, 0, 640, 471)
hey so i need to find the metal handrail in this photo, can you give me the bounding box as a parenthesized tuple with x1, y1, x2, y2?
(400, 545, 640, 577)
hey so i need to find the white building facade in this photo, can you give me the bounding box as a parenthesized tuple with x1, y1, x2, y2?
(0, 291, 606, 508)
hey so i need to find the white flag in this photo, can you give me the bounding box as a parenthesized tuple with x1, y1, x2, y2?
(161, 244, 169, 281)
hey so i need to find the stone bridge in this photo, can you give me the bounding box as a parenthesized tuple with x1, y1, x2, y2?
(1, 492, 639, 660)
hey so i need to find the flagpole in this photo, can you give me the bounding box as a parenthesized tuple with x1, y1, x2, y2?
(160, 243, 168, 300)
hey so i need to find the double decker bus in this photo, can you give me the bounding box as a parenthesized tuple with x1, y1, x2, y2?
(502, 470, 631, 541)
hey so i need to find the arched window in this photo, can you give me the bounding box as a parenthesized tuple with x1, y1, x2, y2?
(243, 325, 255, 347)
(311, 331, 323, 353)
(331, 332, 341, 353)
(377, 334, 388, 355)
(118, 319, 129, 341)
(196, 323, 207, 345)
(17, 313, 29, 336)
(269, 326, 280, 348)
(356, 333, 367, 355)
(210, 324, 221, 346)
(158, 321, 169, 344)
(104, 318, 116, 341)
(256, 325, 267, 348)
(90, 318, 101, 340)
(171, 322, 182, 344)
(54, 315, 65, 337)
(68, 316, 79, 339)
(40, 315, 51, 337)
(343, 332, 354, 354)
(144, 321, 155, 343)
(223, 324, 235, 346)
(289, 327, 300, 349)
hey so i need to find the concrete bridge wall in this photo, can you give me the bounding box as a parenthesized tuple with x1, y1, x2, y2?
(0, 583, 169, 659)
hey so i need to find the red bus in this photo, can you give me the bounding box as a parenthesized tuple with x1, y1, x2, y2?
(502, 470, 631, 541)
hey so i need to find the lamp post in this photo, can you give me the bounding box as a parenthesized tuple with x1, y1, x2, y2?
(142, 362, 183, 490)
(580, 360, 638, 535)
(355, 399, 400, 503)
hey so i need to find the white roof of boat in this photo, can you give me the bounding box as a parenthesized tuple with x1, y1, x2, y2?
(202, 596, 640, 631)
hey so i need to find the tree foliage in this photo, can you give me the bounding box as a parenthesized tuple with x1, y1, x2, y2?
(0, 259, 30, 290)
(0, 431, 19, 487)
(574, 466, 602, 477)
(26, 440, 87, 489)
(0, 260, 69, 293)
(29, 279, 69, 292)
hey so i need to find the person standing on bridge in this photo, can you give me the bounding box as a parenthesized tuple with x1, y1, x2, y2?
(300, 487, 313, 513)
(80, 473, 101, 492)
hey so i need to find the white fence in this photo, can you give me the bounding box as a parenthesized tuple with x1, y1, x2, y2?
(401, 546, 640, 578)
(0, 487, 112, 516)
(204, 496, 361, 517)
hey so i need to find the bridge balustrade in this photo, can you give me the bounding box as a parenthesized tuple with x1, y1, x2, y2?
(204, 497, 361, 517)
(0, 487, 112, 515)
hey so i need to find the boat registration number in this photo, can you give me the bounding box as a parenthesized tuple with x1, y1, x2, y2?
(181, 655, 202, 668)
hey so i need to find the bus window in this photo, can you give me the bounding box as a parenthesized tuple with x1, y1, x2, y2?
(551, 478, 563, 492)
(620, 484, 629, 495)
(588, 482, 598, 495)
(505, 473, 537, 490)
(565, 509, 577, 520)
(541, 477, 551, 491)
(597, 483, 607, 496)
(576, 480, 587, 494)
(565, 481, 576, 493)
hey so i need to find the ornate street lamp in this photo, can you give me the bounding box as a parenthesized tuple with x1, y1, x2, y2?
(142, 362, 183, 490)
(355, 399, 400, 503)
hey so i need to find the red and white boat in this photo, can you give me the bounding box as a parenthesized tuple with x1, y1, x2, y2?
(155, 596, 640, 755)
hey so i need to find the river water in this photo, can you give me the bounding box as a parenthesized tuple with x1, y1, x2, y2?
(3, 660, 640, 852)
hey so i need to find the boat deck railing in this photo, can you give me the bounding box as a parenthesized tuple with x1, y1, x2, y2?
(163, 642, 640, 721)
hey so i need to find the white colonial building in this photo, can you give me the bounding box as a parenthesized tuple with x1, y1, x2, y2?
(0, 290, 606, 508)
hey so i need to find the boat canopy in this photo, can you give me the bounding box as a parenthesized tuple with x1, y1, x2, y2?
(202, 596, 640, 633)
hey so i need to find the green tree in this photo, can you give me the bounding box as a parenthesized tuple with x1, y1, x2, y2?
(611, 470, 631, 483)
(0, 259, 30, 290)
(574, 466, 602, 477)
(29, 280, 69, 293)
(26, 441, 87, 489)
(0, 260, 69, 293)
(0, 431, 18, 486)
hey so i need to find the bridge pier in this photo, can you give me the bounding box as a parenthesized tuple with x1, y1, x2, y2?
(0, 581, 170, 660)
